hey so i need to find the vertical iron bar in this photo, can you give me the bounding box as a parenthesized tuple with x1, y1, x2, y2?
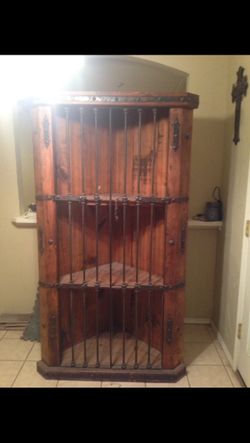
(82, 200, 86, 283)
(81, 197, 87, 368)
(94, 108, 99, 194)
(69, 290, 75, 367)
(109, 108, 113, 368)
(123, 108, 128, 195)
(151, 108, 157, 196)
(163, 203, 168, 284)
(83, 288, 87, 367)
(148, 108, 156, 371)
(94, 107, 100, 368)
(134, 288, 139, 369)
(147, 289, 152, 368)
(161, 290, 164, 368)
(68, 201, 73, 283)
(95, 198, 100, 367)
(80, 107, 85, 194)
(122, 286, 126, 368)
(135, 199, 140, 284)
(68, 200, 74, 366)
(149, 202, 154, 283)
(95, 286, 100, 367)
(65, 107, 72, 194)
(122, 108, 128, 369)
(122, 198, 127, 368)
(137, 109, 142, 195)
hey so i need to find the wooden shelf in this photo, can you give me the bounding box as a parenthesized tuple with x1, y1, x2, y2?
(60, 261, 163, 288)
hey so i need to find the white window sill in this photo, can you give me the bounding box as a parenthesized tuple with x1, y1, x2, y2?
(12, 213, 223, 231)
(12, 213, 37, 227)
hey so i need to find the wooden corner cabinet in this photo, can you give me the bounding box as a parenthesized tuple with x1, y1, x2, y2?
(30, 91, 199, 382)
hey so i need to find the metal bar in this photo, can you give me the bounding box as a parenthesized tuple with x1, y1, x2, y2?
(65, 107, 72, 194)
(123, 108, 128, 194)
(95, 198, 99, 283)
(122, 107, 128, 369)
(163, 203, 168, 285)
(83, 288, 87, 367)
(81, 199, 87, 283)
(40, 281, 185, 291)
(95, 286, 100, 367)
(68, 198, 74, 367)
(68, 201, 73, 283)
(122, 196, 127, 369)
(122, 199, 127, 283)
(94, 108, 99, 194)
(135, 198, 140, 284)
(95, 198, 99, 367)
(137, 109, 142, 195)
(69, 290, 75, 367)
(161, 291, 164, 368)
(147, 289, 152, 368)
(151, 108, 157, 195)
(109, 108, 113, 368)
(122, 286, 126, 368)
(149, 202, 154, 284)
(134, 288, 139, 369)
(36, 194, 189, 204)
(80, 107, 85, 193)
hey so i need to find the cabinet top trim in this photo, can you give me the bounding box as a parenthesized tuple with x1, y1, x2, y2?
(19, 91, 199, 109)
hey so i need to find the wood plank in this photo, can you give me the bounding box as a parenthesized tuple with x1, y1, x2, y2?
(60, 261, 163, 287)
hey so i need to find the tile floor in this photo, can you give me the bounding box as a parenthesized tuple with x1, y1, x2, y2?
(0, 325, 245, 388)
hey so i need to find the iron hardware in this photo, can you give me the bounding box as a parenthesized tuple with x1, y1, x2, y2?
(171, 117, 180, 151)
(166, 318, 173, 343)
(38, 227, 44, 256)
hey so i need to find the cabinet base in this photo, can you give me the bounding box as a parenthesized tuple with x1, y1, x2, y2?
(37, 360, 186, 383)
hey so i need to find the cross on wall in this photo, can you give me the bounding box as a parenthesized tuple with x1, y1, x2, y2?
(231, 66, 248, 145)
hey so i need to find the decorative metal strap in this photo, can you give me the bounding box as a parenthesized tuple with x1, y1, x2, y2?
(36, 194, 189, 204)
(171, 117, 180, 151)
(39, 281, 185, 291)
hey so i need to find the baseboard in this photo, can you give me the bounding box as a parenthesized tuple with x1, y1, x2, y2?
(210, 320, 234, 369)
(184, 317, 211, 324)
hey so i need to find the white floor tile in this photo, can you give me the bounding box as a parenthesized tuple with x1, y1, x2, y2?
(187, 365, 233, 387)
(0, 361, 23, 387)
(184, 342, 223, 366)
(0, 339, 33, 361)
(27, 342, 41, 361)
(57, 380, 101, 387)
(13, 361, 57, 387)
(146, 375, 189, 387)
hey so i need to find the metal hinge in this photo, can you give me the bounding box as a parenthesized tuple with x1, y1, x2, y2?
(237, 323, 242, 340)
(245, 220, 250, 237)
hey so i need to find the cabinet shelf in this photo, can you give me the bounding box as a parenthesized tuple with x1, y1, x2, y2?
(60, 261, 163, 288)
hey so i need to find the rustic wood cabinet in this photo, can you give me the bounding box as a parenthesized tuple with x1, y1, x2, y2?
(30, 91, 199, 382)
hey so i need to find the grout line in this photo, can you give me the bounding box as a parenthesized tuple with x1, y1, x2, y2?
(25, 342, 36, 361)
(186, 370, 191, 387)
(11, 359, 27, 388)
(212, 340, 225, 366)
(0, 331, 7, 341)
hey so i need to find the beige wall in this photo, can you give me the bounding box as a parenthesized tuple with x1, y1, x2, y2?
(0, 55, 230, 321)
(213, 56, 250, 358)
(136, 56, 229, 319)
(0, 106, 38, 314)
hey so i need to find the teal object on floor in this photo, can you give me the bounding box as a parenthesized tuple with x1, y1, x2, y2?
(22, 290, 40, 341)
